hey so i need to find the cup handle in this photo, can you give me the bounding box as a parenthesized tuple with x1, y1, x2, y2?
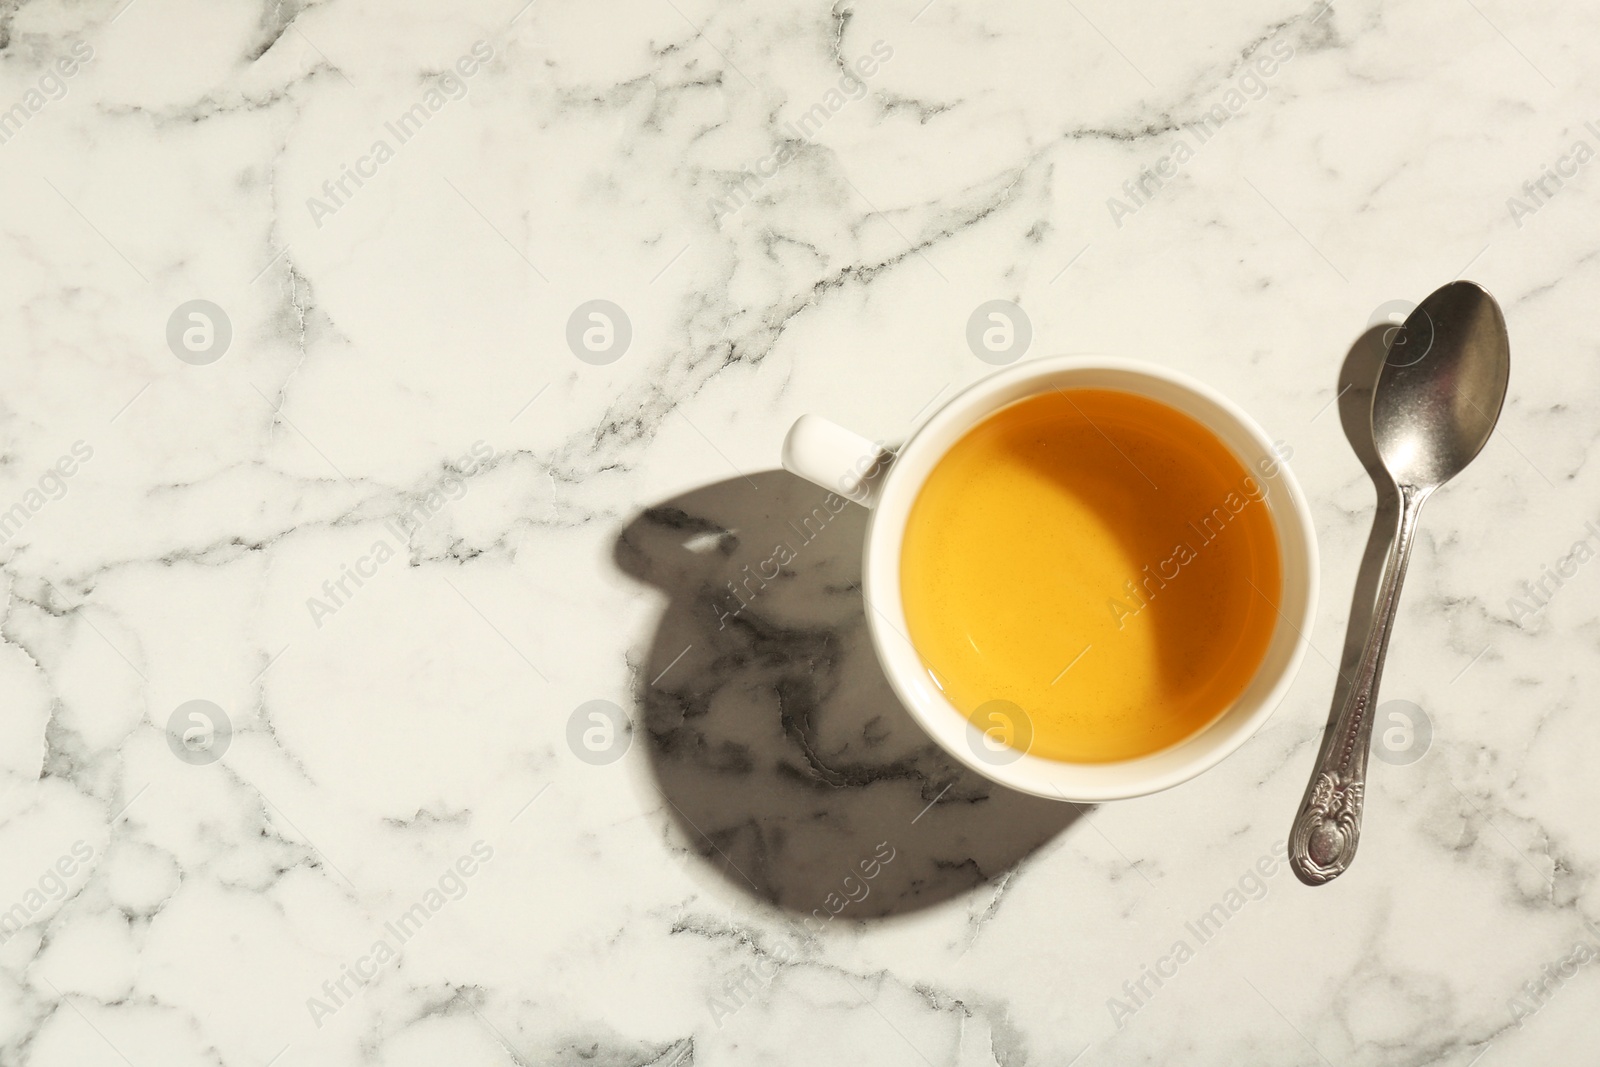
(781, 415, 894, 509)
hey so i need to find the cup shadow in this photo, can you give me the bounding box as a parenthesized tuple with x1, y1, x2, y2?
(1323, 325, 1404, 729)
(614, 470, 1081, 919)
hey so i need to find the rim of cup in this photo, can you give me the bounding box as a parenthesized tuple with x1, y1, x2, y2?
(858, 356, 1319, 801)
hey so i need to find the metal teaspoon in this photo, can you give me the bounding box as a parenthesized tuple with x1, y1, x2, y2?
(1289, 280, 1510, 885)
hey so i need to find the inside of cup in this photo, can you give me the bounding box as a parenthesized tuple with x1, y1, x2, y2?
(862, 359, 1317, 801)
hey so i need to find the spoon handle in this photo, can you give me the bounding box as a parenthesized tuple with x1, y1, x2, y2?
(1289, 484, 1429, 885)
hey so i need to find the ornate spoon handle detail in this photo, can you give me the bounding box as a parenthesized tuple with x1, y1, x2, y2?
(1290, 484, 1428, 885)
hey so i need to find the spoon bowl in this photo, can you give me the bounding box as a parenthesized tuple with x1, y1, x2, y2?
(1373, 282, 1510, 491)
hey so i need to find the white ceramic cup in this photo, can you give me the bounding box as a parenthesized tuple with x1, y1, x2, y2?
(781, 356, 1319, 802)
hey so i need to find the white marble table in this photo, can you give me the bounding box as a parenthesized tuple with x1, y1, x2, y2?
(0, 0, 1594, 1063)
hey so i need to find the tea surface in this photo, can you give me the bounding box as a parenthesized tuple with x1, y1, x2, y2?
(900, 388, 1282, 763)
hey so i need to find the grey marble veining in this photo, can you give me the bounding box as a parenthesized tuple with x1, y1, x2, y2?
(0, 0, 1595, 1063)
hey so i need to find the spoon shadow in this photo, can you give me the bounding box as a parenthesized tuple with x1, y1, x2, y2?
(1322, 325, 1405, 748)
